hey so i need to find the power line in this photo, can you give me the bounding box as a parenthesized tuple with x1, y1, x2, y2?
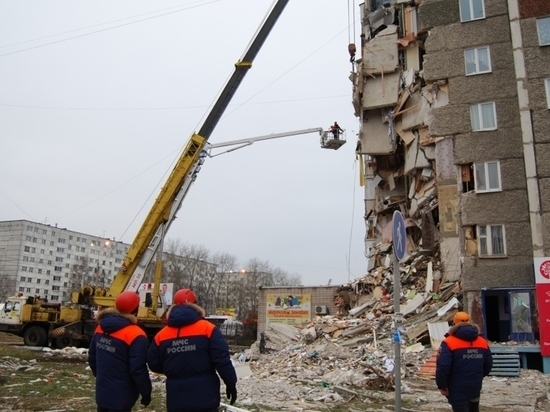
(0, 94, 349, 111)
(0, 0, 220, 58)
(0, 1, 212, 50)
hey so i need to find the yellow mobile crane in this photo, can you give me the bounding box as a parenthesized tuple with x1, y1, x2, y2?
(0, 0, 345, 347)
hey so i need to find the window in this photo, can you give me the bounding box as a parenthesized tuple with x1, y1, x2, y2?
(20, 276, 26, 282)
(460, 0, 485, 22)
(57, 247, 64, 253)
(54, 266, 62, 272)
(69, 235, 73, 240)
(58, 238, 66, 244)
(37, 277, 41, 281)
(470, 102, 496, 131)
(53, 275, 61, 281)
(537, 17, 550, 46)
(465, 47, 491, 75)
(26, 288, 31, 293)
(32, 237, 37, 243)
(49, 241, 54, 246)
(23, 256, 29, 262)
(25, 235, 31, 241)
(55, 257, 63, 262)
(28, 268, 34, 273)
(39, 259, 43, 263)
(41, 239, 46, 244)
(18, 287, 24, 292)
(21, 266, 28, 272)
(51, 295, 59, 301)
(45, 279, 50, 284)
(30, 257, 35, 262)
(546, 78, 550, 109)
(52, 286, 60, 291)
(24, 246, 30, 252)
(35, 289, 40, 294)
(477, 224, 506, 256)
(474, 161, 501, 192)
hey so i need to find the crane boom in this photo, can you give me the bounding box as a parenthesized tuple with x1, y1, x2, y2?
(88, 0, 290, 307)
(198, 0, 289, 139)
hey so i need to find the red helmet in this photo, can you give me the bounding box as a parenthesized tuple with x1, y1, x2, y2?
(115, 291, 140, 314)
(174, 288, 197, 305)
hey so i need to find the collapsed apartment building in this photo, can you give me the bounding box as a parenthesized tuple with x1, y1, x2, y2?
(351, 0, 550, 370)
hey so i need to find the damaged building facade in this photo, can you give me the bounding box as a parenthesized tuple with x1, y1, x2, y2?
(352, 0, 550, 359)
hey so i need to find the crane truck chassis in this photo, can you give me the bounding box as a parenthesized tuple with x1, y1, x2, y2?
(0, 0, 345, 348)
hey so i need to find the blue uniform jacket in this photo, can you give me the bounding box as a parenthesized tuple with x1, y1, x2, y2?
(147, 303, 237, 412)
(436, 323, 493, 405)
(88, 308, 152, 410)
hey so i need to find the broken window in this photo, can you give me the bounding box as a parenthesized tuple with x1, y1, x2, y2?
(477, 224, 506, 257)
(464, 47, 491, 75)
(470, 102, 497, 131)
(370, 0, 391, 12)
(545, 78, 550, 109)
(537, 17, 550, 46)
(459, 0, 485, 22)
(461, 164, 475, 192)
(474, 161, 501, 192)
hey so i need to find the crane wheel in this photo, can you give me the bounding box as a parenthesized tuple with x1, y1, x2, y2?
(23, 326, 48, 347)
(55, 336, 76, 349)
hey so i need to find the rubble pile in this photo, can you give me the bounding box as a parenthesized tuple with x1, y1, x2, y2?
(246, 243, 465, 402)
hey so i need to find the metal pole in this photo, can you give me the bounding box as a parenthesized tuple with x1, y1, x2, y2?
(393, 249, 401, 411)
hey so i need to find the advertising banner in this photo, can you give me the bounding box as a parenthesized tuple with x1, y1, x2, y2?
(534, 258, 550, 356)
(266, 293, 311, 326)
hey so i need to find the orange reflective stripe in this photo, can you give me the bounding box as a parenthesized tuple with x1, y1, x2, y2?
(445, 335, 489, 351)
(95, 324, 145, 345)
(154, 320, 215, 345)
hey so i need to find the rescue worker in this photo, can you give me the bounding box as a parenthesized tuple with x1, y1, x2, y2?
(88, 291, 152, 412)
(330, 121, 343, 140)
(436, 311, 493, 412)
(147, 288, 237, 412)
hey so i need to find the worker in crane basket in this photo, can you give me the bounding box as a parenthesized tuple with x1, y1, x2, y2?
(88, 291, 152, 412)
(147, 288, 237, 412)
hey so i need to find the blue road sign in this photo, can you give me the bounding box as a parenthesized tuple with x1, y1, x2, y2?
(392, 210, 406, 260)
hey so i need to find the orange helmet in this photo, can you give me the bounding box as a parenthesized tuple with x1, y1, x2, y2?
(115, 291, 140, 314)
(174, 288, 197, 305)
(453, 311, 470, 325)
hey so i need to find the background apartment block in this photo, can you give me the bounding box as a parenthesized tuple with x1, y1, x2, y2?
(0, 220, 128, 303)
(353, 0, 550, 353)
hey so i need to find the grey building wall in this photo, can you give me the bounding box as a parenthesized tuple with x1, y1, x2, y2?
(421, 0, 536, 292)
(520, 11, 550, 257)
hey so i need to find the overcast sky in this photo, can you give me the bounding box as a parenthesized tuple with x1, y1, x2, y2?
(0, 0, 366, 286)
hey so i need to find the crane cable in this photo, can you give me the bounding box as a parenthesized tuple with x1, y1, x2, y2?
(347, 0, 357, 64)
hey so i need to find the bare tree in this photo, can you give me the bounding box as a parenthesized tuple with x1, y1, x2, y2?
(211, 252, 238, 309)
(0, 273, 16, 302)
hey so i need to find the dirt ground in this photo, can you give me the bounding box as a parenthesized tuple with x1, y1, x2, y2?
(1, 335, 550, 412)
